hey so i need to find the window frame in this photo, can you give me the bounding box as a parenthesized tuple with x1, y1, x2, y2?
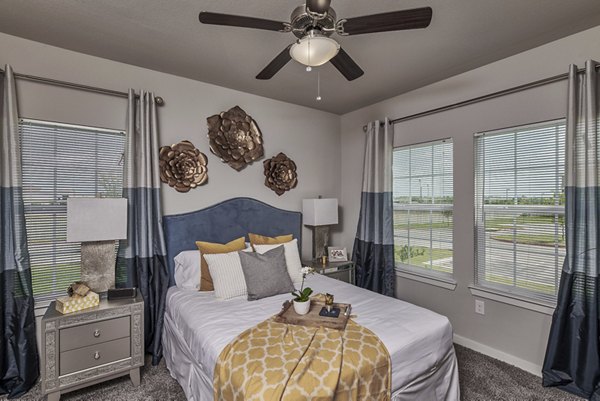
(392, 138, 455, 281)
(473, 118, 566, 304)
(20, 118, 126, 303)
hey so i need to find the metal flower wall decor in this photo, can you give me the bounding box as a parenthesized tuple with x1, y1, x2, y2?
(263, 152, 298, 196)
(207, 105, 264, 171)
(159, 140, 208, 193)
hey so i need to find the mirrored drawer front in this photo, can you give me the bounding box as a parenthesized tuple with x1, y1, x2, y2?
(60, 336, 131, 376)
(325, 270, 351, 282)
(60, 316, 130, 352)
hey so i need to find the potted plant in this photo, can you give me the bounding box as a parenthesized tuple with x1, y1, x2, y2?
(291, 267, 314, 315)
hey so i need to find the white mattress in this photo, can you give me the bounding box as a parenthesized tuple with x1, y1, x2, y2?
(163, 274, 460, 400)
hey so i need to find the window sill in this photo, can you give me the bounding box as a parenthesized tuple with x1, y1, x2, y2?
(468, 285, 556, 315)
(395, 268, 457, 291)
(34, 301, 51, 318)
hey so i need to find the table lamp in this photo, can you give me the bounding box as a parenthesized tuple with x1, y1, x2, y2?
(67, 197, 128, 292)
(302, 198, 338, 260)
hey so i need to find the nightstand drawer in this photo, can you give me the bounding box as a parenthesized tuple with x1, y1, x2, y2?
(60, 336, 131, 376)
(60, 316, 130, 352)
(325, 270, 352, 283)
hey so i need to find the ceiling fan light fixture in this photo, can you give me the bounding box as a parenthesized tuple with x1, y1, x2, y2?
(290, 31, 340, 67)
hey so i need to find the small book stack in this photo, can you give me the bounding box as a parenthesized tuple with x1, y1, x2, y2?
(55, 282, 100, 314)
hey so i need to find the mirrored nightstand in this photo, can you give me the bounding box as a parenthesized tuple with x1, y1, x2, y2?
(41, 295, 144, 401)
(303, 260, 355, 285)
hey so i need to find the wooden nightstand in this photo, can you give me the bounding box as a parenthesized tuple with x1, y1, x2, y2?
(40, 295, 144, 401)
(304, 260, 356, 285)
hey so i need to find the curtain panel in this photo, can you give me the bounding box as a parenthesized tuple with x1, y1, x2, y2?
(543, 60, 600, 400)
(352, 119, 395, 296)
(117, 90, 169, 366)
(0, 65, 39, 398)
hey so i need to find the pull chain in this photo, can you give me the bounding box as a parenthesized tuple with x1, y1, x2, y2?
(316, 70, 322, 101)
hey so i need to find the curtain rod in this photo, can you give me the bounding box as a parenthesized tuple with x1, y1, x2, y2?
(362, 64, 599, 132)
(0, 68, 165, 106)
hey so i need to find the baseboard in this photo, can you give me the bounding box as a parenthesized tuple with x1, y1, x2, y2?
(453, 334, 542, 377)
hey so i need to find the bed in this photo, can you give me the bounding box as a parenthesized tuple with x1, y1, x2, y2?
(161, 197, 460, 400)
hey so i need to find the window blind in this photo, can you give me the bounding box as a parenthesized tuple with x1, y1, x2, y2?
(392, 139, 453, 277)
(20, 119, 126, 302)
(474, 119, 566, 303)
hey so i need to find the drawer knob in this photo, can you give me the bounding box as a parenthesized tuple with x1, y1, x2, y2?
(93, 351, 101, 360)
(93, 329, 101, 338)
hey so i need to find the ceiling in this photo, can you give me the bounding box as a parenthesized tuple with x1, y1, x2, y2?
(1, 1, 600, 114)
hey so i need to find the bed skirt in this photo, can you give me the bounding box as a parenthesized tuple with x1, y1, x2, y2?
(162, 311, 459, 401)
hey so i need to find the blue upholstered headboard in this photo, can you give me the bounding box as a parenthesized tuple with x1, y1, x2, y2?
(163, 197, 302, 286)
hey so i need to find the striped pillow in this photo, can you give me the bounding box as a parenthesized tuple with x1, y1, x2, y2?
(196, 237, 247, 291)
(203, 249, 250, 300)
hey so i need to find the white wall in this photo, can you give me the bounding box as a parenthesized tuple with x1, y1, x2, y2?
(0, 32, 342, 260)
(340, 25, 600, 373)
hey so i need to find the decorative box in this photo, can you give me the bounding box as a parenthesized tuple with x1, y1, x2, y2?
(55, 291, 100, 314)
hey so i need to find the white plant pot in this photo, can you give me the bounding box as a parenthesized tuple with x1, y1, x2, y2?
(293, 300, 310, 315)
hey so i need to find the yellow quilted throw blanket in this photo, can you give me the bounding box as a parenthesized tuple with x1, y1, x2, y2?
(214, 316, 390, 401)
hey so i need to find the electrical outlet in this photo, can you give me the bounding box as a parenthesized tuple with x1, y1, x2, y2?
(475, 299, 485, 315)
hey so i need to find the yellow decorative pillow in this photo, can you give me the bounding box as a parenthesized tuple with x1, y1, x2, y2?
(248, 233, 293, 248)
(196, 237, 246, 291)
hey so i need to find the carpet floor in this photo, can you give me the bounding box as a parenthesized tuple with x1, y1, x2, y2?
(2, 344, 583, 401)
(454, 345, 582, 401)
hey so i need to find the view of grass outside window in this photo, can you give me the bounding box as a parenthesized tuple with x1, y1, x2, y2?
(20, 119, 125, 302)
(392, 139, 453, 277)
(474, 119, 566, 303)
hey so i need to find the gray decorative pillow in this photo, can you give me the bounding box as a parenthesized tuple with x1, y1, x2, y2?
(238, 245, 294, 301)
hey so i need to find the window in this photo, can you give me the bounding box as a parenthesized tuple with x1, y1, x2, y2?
(474, 119, 566, 303)
(392, 139, 453, 277)
(20, 119, 126, 302)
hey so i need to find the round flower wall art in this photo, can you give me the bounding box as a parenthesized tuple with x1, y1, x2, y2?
(159, 140, 208, 192)
(263, 152, 298, 196)
(206, 105, 264, 171)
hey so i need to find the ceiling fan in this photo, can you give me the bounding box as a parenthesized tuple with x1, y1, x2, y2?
(199, 0, 432, 81)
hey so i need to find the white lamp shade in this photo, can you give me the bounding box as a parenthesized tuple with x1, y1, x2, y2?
(302, 198, 338, 226)
(290, 34, 340, 67)
(67, 198, 128, 242)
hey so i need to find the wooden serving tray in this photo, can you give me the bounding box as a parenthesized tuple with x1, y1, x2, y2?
(274, 300, 351, 331)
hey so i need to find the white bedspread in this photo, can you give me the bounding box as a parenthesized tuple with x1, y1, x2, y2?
(163, 274, 459, 401)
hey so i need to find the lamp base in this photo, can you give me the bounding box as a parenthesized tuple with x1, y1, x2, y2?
(312, 226, 330, 260)
(80, 240, 116, 293)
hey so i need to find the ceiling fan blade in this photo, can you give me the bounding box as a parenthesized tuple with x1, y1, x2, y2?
(330, 48, 364, 81)
(306, 0, 331, 15)
(199, 12, 288, 32)
(256, 45, 293, 80)
(342, 7, 432, 35)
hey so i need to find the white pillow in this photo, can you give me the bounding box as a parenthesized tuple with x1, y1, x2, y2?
(254, 239, 303, 284)
(174, 250, 201, 290)
(204, 249, 251, 300)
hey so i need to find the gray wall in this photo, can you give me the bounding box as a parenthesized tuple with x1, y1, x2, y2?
(339, 25, 600, 373)
(0, 32, 342, 260)
(0, 31, 341, 355)
(3, 21, 600, 375)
